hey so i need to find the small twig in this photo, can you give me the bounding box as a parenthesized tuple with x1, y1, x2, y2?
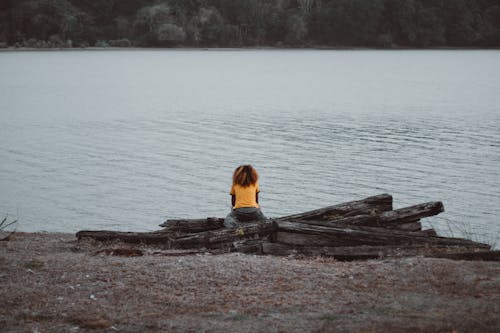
(0, 219, 18, 230)
(0, 216, 7, 228)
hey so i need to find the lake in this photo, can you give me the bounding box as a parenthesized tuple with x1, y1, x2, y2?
(0, 49, 499, 246)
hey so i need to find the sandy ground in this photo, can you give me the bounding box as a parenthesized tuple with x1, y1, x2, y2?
(1, 232, 499, 333)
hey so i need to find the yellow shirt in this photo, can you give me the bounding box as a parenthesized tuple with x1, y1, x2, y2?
(230, 182, 260, 209)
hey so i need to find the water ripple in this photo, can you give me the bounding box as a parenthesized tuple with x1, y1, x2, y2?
(1, 50, 499, 247)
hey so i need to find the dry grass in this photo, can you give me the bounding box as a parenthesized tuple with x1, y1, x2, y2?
(1, 232, 499, 333)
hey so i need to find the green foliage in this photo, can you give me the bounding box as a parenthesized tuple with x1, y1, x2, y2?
(94, 39, 109, 47)
(108, 38, 131, 47)
(285, 14, 308, 45)
(0, 0, 499, 48)
(158, 23, 186, 45)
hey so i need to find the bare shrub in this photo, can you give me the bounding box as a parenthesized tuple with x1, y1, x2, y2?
(0, 216, 17, 241)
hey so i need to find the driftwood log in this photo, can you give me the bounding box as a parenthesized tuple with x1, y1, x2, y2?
(171, 220, 276, 249)
(275, 193, 393, 222)
(158, 193, 393, 232)
(251, 242, 494, 261)
(275, 222, 488, 248)
(76, 193, 496, 261)
(77, 220, 277, 249)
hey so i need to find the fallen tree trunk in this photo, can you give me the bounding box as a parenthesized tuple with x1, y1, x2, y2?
(76, 230, 175, 245)
(286, 201, 443, 229)
(157, 196, 441, 237)
(276, 193, 393, 222)
(277, 215, 425, 233)
(286, 214, 378, 227)
(76, 194, 496, 261)
(276, 221, 490, 249)
(259, 242, 493, 261)
(157, 194, 393, 234)
(171, 220, 277, 249)
(77, 221, 277, 248)
(378, 201, 444, 225)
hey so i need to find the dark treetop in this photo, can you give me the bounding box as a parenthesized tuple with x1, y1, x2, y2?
(1, 0, 499, 48)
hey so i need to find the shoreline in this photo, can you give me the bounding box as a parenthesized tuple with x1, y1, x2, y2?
(1, 232, 499, 332)
(1, 45, 500, 53)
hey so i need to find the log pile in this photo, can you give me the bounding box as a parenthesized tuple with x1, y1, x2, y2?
(76, 194, 497, 261)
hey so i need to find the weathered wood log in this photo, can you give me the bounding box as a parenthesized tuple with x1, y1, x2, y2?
(77, 194, 485, 261)
(285, 201, 442, 229)
(159, 217, 224, 232)
(277, 193, 393, 222)
(286, 215, 378, 227)
(261, 242, 417, 259)
(171, 220, 277, 249)
(259, 242, 494, 261)
(77, 221, 277, 248)
(232, 239, 266, 254)
(276, 221, 490, 249)
(277, 215, 426, 233)
(157, 194, 393, 234)
(280, 216, 421, 233)
(76, 230, 176, 245)
(379, 201, 444, 225)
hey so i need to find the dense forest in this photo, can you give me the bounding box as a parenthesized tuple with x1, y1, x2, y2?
(0, 0, 499, 48)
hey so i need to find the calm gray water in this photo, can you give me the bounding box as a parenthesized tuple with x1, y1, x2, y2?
(1, 50, 499, 246)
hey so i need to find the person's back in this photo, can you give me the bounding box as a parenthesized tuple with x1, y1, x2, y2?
(231, 182, 259, 209)
(224, 165, 266, 228)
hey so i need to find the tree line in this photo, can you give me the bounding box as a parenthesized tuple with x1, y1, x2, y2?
(1, 0, 499, 48)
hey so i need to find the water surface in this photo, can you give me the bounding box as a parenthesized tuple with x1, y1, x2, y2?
(1, 50, 499, 246)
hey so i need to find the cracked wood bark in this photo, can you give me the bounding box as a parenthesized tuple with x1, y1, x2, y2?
(276, 193, 393, 222)
(76, 230, 175, 245)
(232, 239, 266, 254)
(171, 220, 277, 249)
(77, 221, 277, 248)
(276, 222, 490, 249)
(378, 201, 444, 225)
(286, 201, 442, 229)
(159, 217, 224, 232)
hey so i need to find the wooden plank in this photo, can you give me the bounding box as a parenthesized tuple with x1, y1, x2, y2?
(379, 201, 444, 225)
(275, 193, 393, 222)
(171, 221, 277, 249)
(286, 215, 379, 227)
(277, 221, 490, 249)
(158, 194, 393, 233)
(76, 230, 175, 245)
(77, 221, 277, 248)
(260, 242, 494, 261)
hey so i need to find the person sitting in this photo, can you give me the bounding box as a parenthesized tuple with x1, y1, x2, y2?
(224, 165, 266, 229)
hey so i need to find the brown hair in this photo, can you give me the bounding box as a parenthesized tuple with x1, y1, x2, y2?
(232, 165, 259, 187)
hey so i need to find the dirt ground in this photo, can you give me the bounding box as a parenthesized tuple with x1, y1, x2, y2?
(1, 232, 499, 333)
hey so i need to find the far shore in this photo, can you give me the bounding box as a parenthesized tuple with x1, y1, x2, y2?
(1, 232, 499, 332)
(1, 45, 500, 53)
